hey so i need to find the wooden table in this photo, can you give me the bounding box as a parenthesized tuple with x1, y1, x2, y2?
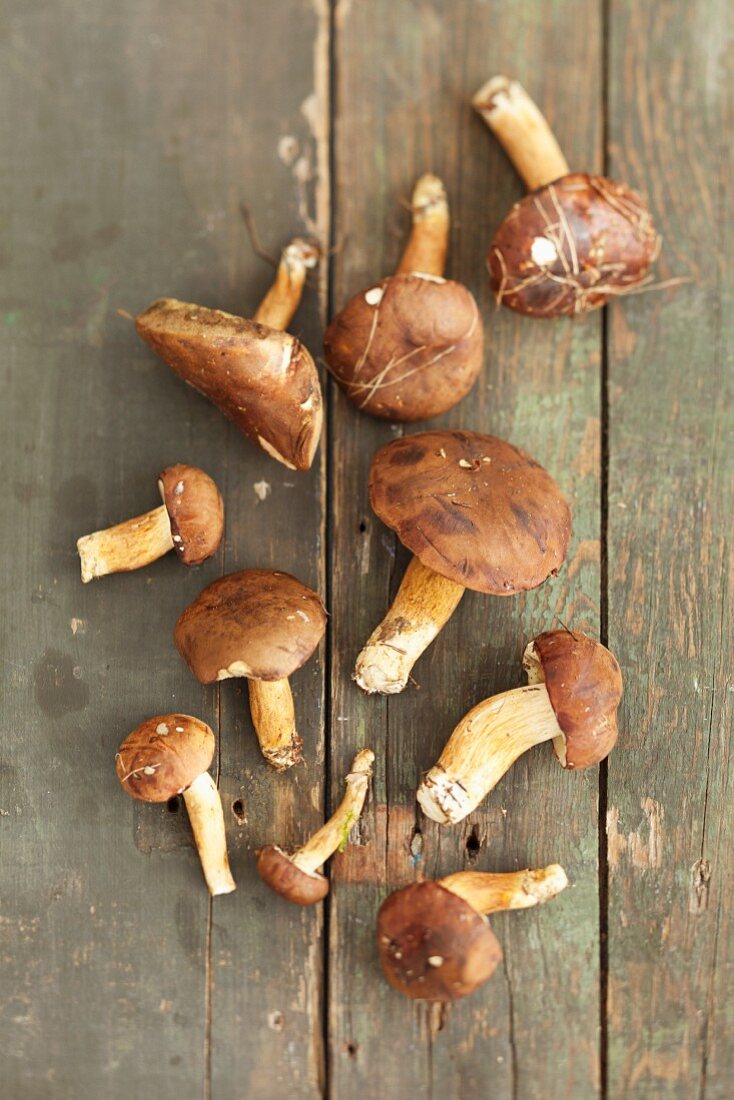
(2, 2, 731, 1097)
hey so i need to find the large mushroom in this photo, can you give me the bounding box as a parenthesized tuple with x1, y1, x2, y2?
(136, 238, 322, 471)
(378, 864, 568, 1002)
(354, 431, 571, 695)
(77, 464, 223, 583)
(472, 76, 660, 317)
(116, 714, 235, 896)
(324, 175, 483, 420)
(174, 569, 327, 771)
(418, 629, 623, 824)
(256, 748, 374, 905)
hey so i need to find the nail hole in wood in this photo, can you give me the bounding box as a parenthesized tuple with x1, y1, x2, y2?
(232, 799, 246, 824)
(465, 825, 481, 859)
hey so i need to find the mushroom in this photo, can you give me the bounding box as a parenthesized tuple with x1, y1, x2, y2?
(418, 629, 623, 824)
(135, 238, 322, 471)
(472, 76, 660, 317)
(115, 714, 235, 896)
(377, 864, 568, 1002)
(354, 431, 571, 695)
(324, 175, 484, 420)
(256, 748, 374, 904)
(77, 464, 223, 583)
(174, 569, 327, 771)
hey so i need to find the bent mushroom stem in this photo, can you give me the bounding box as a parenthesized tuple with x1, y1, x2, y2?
(247, 678, 303, 771)
(77, 504, 173, 583)
(354, 557, 465, 695)
(395, 174, 450, 277)
(182, 771, 236, 897)
(291, 748, 375, 875)
(439, 865, 569, 914)
(472, 76, 570, 192)
(253, 237, 320, 331)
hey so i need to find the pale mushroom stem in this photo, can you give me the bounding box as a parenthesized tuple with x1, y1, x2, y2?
(417, 684, 564, 825)
(247, 678, 303, 771)
(77, 504, 173, 583)
(182, 771, 236, 897)
(253, 238, 320, 331)
(354, 557, 465, 695)
(472, 76, 570, 192)
(395, 174, 450, 277)
(291, 749, 375, 875)
(439, 865, 568, 914)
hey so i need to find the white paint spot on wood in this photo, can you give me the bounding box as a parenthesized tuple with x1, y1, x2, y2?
(277, 135, 299, 165)
(253, 480, 271, 502)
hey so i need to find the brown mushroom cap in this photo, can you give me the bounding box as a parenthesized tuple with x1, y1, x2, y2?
(369, 430, 571, 593)
(528, 630, 623, 769)
(489, 173, 659, 318)
(377, 881, 502, 1002)
(174, 569, 327, 684)
(136, 299, 322, 471)
(256, 845, 329, 905)
(115, 714, 214, 802)
(324, 274, 483, 421)
(158, 464, 224, 566)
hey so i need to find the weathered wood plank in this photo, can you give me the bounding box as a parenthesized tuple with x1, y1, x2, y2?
(605, 2, 734, 1097)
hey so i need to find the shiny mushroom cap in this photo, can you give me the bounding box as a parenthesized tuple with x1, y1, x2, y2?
(255, 845, 329, 906)
(324, 274, 483, 421)
(115, 714, 214, 802)
(158, 464, 223, 566)
(489, 173, 660, 317)
(174, 568, 327, 685)
(377, 881, 502, 1002)
(524, 629, 623, 769)
(369, 430, 571, 594)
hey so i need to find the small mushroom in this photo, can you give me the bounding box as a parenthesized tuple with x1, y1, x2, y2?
(77, 464, 223, 583)
(418, 629, 623, 824)
(135, 238, 322, 471)
(377, 864, 568, 1002)
(174, 569, 327, 770)
(324, 175, 484, 420)
(354, 431, 571, 695)
(256, 748, 374, 904)
(116, 714, 235, 896)
(472, 76, 660, 317)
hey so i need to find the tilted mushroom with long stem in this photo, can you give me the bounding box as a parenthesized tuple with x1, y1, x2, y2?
(472, 76, 661, 317)
(324, 175, 484, 420)
(378, 864, 568, 1002)
(354, 431, 571, 695)
(116, 714, 235, 897)
(418, 629, 623, 824)
(136, 238, 322, 471)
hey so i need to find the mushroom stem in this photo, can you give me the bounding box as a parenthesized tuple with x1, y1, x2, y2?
(417, 684, 563, 824)
(439, 865, 568, 914)
(291, 749, 375, 875)
(395, 174, 450, 277)
(182, 771, 236, 897)
(77, 504, 174, 583)
(354, 557, 465, 695)
(472, 76, 570, 192)
(252, 238, 320, 331)
(247, 678, 303, 771)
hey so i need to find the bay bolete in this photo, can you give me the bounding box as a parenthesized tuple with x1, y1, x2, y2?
(116, 714, 235, 896)
(77, 464, 223, 583)
(324, 175, 483, 420)
(378, 864, 568, 1002)
(174, 569, 327, 770)
(136, 238, 322, 471)
(354, 431, 571, 695)
(256, 748, 374, 905)
(472, 76, 660, 317)
(418, 629, 623, 824)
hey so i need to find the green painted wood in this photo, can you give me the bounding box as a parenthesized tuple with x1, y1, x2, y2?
(605, 2, 734, 1097)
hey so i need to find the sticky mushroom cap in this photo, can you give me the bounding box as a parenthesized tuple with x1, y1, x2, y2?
(377, 881, 502, 1002)
(158, 464, 224, 566)
(369, 430, 571, 593)
(115, 714, 214, 803)
(174, 568, 327, 685)
(256, 845, 329, 905)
